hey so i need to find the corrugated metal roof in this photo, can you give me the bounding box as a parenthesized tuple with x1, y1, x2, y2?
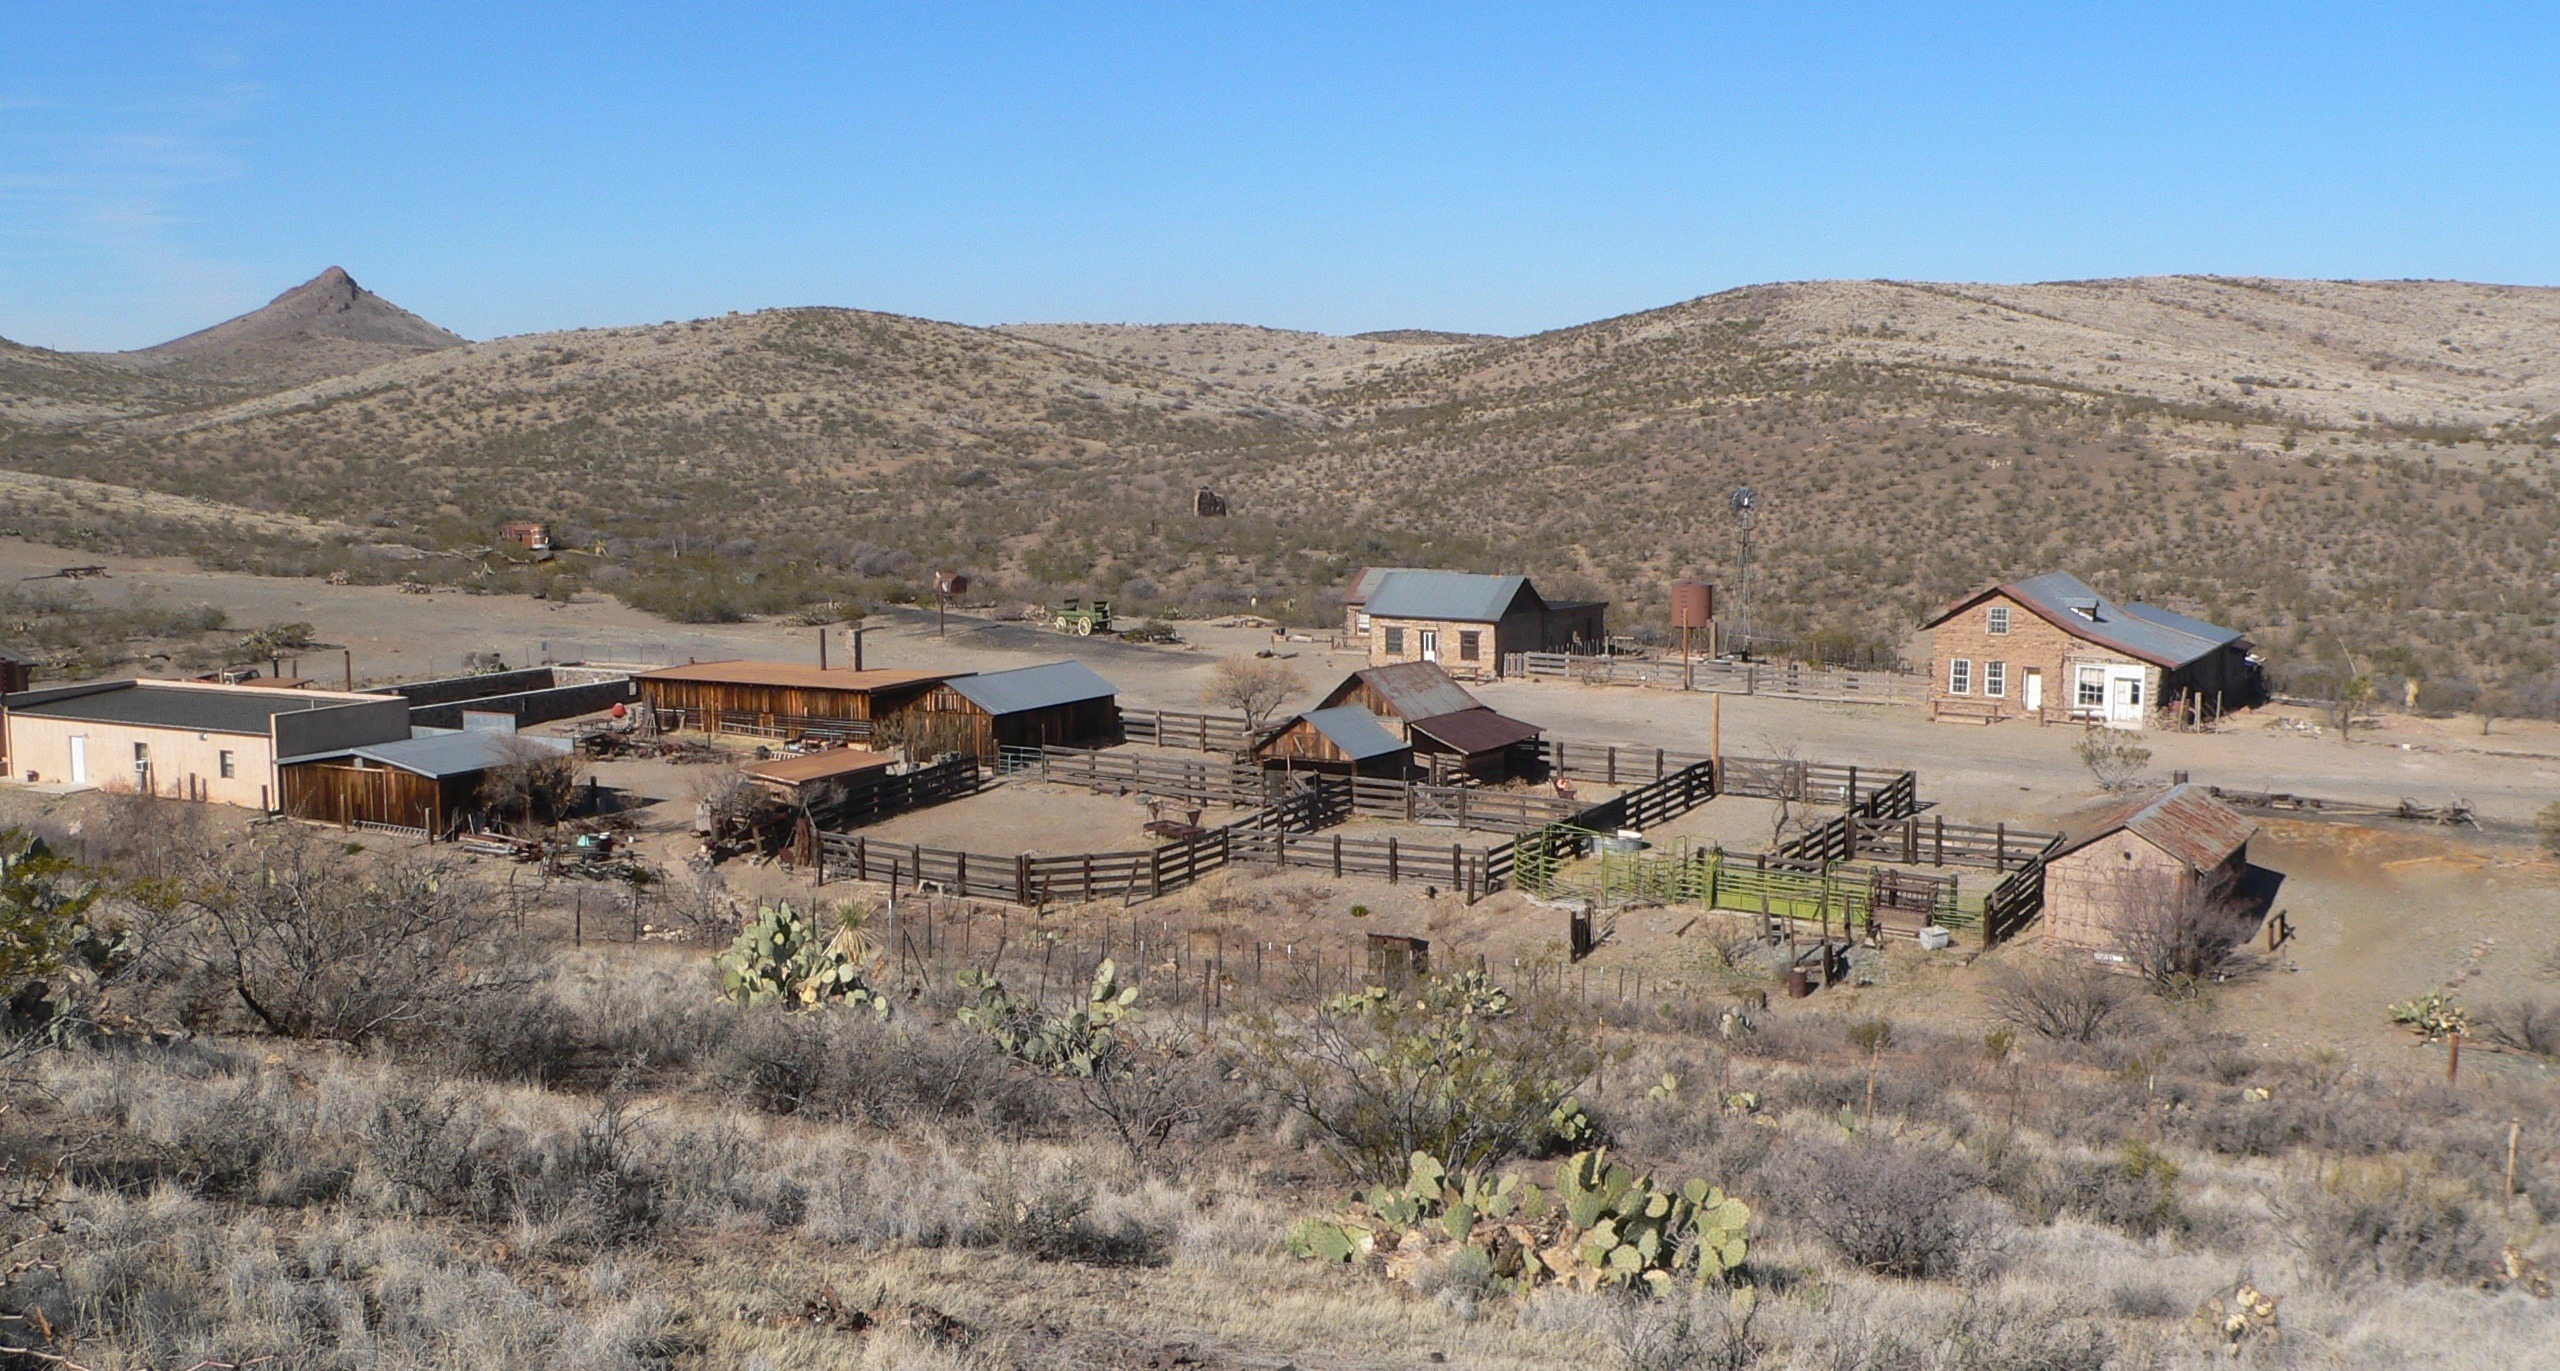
(1408, 707, 1542, 754)
(1296, 706, 1410, 762)
(5, 681, 382, 736)
(945, 660, 1117, 716)
(1924, 572, 2243, 670)
(1328, 661, 1482, 721)
(637, 661, 952, 692)
(1344, 566, 1423, 606)
(1362, 571, 1540, 624)
(744, 748, 898, 786)
(0, 644, 32, 667)
(285, 731, 572, 779)
(2056, 783, 2256, 869)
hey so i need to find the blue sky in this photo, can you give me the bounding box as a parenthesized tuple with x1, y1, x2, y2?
(4, 4, 2555, 350)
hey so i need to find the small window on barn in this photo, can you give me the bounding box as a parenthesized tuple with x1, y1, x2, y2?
(1459, 631, 1480, 661)
(1984, 662, 2006, 697)
(1948, 658, 1972, 695)
(1384, 627, 1405, 655)
(218, 751, 235, 779)
(1987, 605, 2010, 635)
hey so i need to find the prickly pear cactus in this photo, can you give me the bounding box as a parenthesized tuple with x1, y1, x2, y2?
(717, 903, 885, 1013)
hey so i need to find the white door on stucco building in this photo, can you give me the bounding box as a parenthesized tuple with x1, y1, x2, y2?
(67, 735, 87, 785)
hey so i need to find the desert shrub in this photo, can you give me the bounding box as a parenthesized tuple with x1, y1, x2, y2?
(1767, 1136, 2004, 1279)
(714, 1004, 1057, 1130)
(2291, 1159, 2500, 1287)
(412, 979, 590, 1085)
(2074, 729, 2151, 790)
(2475, 996, 2560, 1058)
(1238, 970, 1595, 1183)
(1985, 957, 2141, 1043)
(474, 740, 584, 830)
(981, 1164, 1173, 1266)
(178, 830, 532, 1044)
(2112, 871, 2261, 992)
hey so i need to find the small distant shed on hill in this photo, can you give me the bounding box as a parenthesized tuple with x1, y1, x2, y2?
(1253, 705, 1412, 778)
(2043, 784, 2258, 960)
(0, 645, 31, 698)
(278, 731, 571, 835)
(902, 661, 1121, 761)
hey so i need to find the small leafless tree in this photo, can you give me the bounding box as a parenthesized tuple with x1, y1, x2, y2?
(1985, 956, 2140, 1042)
(2074, 728, 2152, 791)
(2111, 867, 2259, 991)
(476, 739, 584, 832)
(1201, 656, 1305, 734)
(182, 828, 533, 1043)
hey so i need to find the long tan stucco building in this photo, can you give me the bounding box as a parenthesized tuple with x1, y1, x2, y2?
(2, 680, 411, 809)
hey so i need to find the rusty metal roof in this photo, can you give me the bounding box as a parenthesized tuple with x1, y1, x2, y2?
(743, 748, 899, 787)
(1408, 707, 1542, 755)
(637, 661, 953, 692)
(2055, 782, 2256, 869)
(1325, 661, 1482, 721)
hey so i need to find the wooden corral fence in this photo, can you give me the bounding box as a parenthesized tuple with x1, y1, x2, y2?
(802, 755, 983, 830)
(1779, 810, 2061, 872)
(1012, 746, 1268, 808)
(1119, 708, 1253, 753)
(1229, 827, 1507, 902)
(1981, 858, 2047, 944)
(1503, 653, 1924, 705)
(1343, 775, 1583, 832)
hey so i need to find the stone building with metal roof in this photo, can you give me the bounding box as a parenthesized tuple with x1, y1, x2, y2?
(2043, 783, 2261, 961)
(1921, 572, 2261, 728)
(1347, 570, 1606, 680)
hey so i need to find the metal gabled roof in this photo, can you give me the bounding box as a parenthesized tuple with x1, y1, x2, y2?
(1925, 572, 2243, 670)
(1408, 707, 1543, 755)
(1325, 661, 1483, 721)
(1344, 566, 1424, 606)
(2055, 783, 2256, 870)
(944, 660, 1117, 716)
(1294, 706, 1410, 762)
(1361, 571, 1542, 624)
(285, 731, 572, 779)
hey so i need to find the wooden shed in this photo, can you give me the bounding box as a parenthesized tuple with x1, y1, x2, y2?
(895, 661, 1121, 762)
(0, 645, 31, 698)
(635, 662, 953, 742)
(1253, 705, 1412, 778)
(741, 747, 898, 806)
(278, 732, 571, 835)
(2043, 784, 2258, 961)
(1316, 662, 1541, 780)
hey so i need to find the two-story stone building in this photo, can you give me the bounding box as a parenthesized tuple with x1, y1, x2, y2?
(1921, 572, 2260, 728)
(1350, 570, 1606, 681)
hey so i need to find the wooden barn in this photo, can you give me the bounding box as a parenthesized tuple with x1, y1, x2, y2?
(278, 732, 572, 835)
(1922, 573, 2262, 728)
(1316, 662, 1541, 780)
(1351, 570, 1607, 680)
(1253, 705, 1412, 778)
(2043, 784, 2258, 961)
(895, 661, 1121, 762)
(635, 662, 953, 742)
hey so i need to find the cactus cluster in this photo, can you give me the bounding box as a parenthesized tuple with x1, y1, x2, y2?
(957, 958, 1139, 1078)
(1287, 1147, 1749, 1298)
(716, 903, 885, 1013)
(2388, 990, 2467, 1041)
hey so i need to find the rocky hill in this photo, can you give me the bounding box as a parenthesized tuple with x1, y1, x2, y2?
(5, 274, 2557, 698)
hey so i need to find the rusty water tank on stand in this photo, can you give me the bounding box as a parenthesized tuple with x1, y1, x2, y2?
(1670, 581, 1715, 630)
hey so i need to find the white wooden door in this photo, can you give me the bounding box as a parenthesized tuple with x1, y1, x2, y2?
(2022, 670, 2043, 714)
(1419, 630, 1439, 662)
(2105, 666, 2147, 726)
(67, 735, 87, 785)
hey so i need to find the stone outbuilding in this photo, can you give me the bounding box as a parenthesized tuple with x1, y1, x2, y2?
(1922, 572, 2261, 728)
(2042, 784, 2258, 961)
(1350, 570, 1606, 680)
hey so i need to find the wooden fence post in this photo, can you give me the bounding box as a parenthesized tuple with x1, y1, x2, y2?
(1016, 853, 1031, 905)
(1387, 837, 1399, 884)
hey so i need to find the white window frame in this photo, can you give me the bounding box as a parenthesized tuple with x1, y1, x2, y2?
(1987, 605, 2010, 635)
(1948, 658, 1972, 695)
(1984, 661, 2006, 698)
(1383, 626, 1404, 655)
(2076, 667, 2106, 709)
